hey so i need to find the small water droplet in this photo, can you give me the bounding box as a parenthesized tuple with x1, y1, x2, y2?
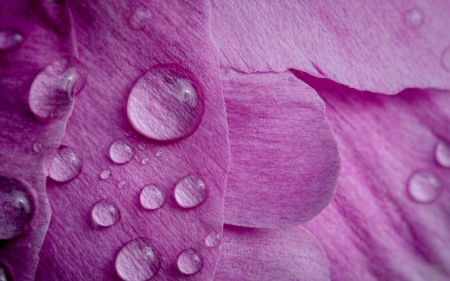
(125, 130, 133, 137)
(116, 238, 161, 281)
(442, 46, 450, 72)
(137, 143, 147, 150)
(140, 158, 149, 165)
(49, 146, 82, 183)
(436, 141, 450, 168)
(127, 65, 204, 142)
(129, 8, 152, 30)
(155, 151, 162, 157)
(33, 142, 42, 153)
(118, 180, 126, 189)
(29, 58, 79, 121)
(205, 233, 221, 248)
(408, 170, 441, 203)
(109, 139, 135, 164)
(0, 177, 35, 240)
(0, 28, 23, 52)
(0, 263, 13, 281)
(91, 199, 120, 227)
(100, 169, 111, 180)
(177, 249, 203, 275)
(404, 8, 424, 28)
(174, 174, 207, 209)
(140, 184, 166, 210)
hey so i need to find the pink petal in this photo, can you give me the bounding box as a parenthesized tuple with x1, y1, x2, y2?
(222, 69, 340, 228)
(211, 0, 450, 94)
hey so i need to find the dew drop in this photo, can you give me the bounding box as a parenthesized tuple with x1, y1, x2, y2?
(205, 233, 221, 248)
(33, 142, 42, 153)
(91, 199, 120, 227)
(0, 177, 35, 240)
(127, 65, 204, 142)
(0, 263, 13, 281)
(141, 158, 149, 165)
(155, 151, 162, 157)
(442, 46, 450, 72)
(436, 141, 450, 168)
(118, 180, 126, 189)
(100, 169, 111, 180)
(0, 28, 23, 52)
(140, 184, 166, 210)
(137, 143, 147, 150)
(49, 146, 82, 183)
(109, 139, 135, 164)
(177, 249, 203, 275)
(408, 170, 441, 203)
(116, 238, 161, 281)
(29, 58, 80, 121)
(404, 8, 424, 28)
(174, 174, 207, 209)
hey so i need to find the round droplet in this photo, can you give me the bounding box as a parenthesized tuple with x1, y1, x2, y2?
(0, 177, 35, 240)
(408, 170, 441, 203)
(0, 28, 23, 52)
(109, 139, 135, 164)
(140, 184, 166, 210)
(442, 46, 450, 72)
(29, 58, 80, 121)
(404, 8, 424, 28)
(140, 158, 149, 165)
(116, 238, 161, 281)
(118, 180, 126, 189)
(155, 151, 162, 157)
(100, 170, 111, 180)
(91, 199, 120, 227)
(205, 233, 221, 248)
(127, 65, 204, 142)
(33, 142, 42, 153)
(0, 263, 13, 281)
(49, 146, 82, 183)
(177, 249, 203, 275)
(174, 174, 207, 209)
(137, 143, 147, 150)
(436, 141, 450, 168)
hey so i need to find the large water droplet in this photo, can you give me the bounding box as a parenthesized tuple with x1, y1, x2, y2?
(116, 238, 161, 281)
(205, 233, 221, 248)
(408, 170, 441, 203)
(109, 139, 135, 164)
(174, 174, 207, 209)
(404, 8, 424, 28)
(29, 58, 79, 121)
(442, 47, 450, 72)
(91, 199, 120, 227)
(127, 65, 204, 142)
(49, 146, 82, 183)
(140, 184, 166, 210)
(0, 263, 13, 281)
(436, 141, 450, 168)
(177, 249, 203, 275)
(0, 177, 35, 240)
(0, 28, 23, 52)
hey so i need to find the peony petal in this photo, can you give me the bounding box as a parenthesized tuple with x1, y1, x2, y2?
(214, 224, 330, 281)
(222, 69, 340, 228)
(211, 0, 450, 94)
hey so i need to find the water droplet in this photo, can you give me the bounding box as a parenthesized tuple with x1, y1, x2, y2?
(140, 184, 166, 210)
(177, 249, 203, 275)
(205, 233, 221, 248)
(137, 143, 147, 150)
(404, 8, 424, 28)
(125, 130, 133, 137)
(0, 177, 35, 240)
(49, 146, 82, 183)
(155, 151, 162, 157)
(436, 141, 450, 168)
(127, 65, 204, 142)
(29, 58, 80, 121)
(116, 238, 161, 281)
(91, 199, 120, 227)
(140, 158, 149, 165)
(0, 263, 13, 281)
(442, 46, 450, 72)
(33, 142, 42, 153)
(129, 8, 152, 30)
(100, 170, 111, 180)
(408, 170, 441, 203)
(109, 139, 135, 164)
(118, 180, 126, 189)
(174, 174, 207, 209)
(0, 28, 23, 52)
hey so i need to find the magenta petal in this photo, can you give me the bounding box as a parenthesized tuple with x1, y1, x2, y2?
(214, 224, 330, 281)
(211, 1, 450, 94)
(222, 69, 340, 228)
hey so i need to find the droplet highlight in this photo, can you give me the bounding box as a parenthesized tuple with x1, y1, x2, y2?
(174, 174, 207, 208)
(177, 249, 203, 275)
(140, 184, 166, 210)
(205, 233, 221, 248)
(109, 139, 135, 164)
(442, 46, 450, 72)
(436, 141, 450, 168)
(0, 177, 35, 240)
(91, 199, 120, 227)
(127, 65, 204, 142)
(404, 8, 424, 28)
(100, 169, 111, 180)
(0, 28, 23, 52)
(49, 146, 82, 183)
(0, 263, 13, 281)
(408, 170, 441, 203)
(116, 238, 161, 281)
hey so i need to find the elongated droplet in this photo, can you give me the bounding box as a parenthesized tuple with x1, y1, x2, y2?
(205, 233, 221, 248)
(174, 174, 207, 208)
(404, 8, 424, 28)
(0, 177, 35, 240)
(0, 263, 13, 281)
(91, 199, 120, 227)
(436, 141, 450, 168)
(408, 171, 441, 203)
(0, 28, 23, 52)
(49, 146, 82, 182)
(116, 238, 161, 281)
(177, 249, 203, 275)
(100, 170, 111, 180)
(140, 184, 166, 210)
(442, 47, 450, 72)
(110, 139, 135, 164)
(127, 65, 204, 142)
